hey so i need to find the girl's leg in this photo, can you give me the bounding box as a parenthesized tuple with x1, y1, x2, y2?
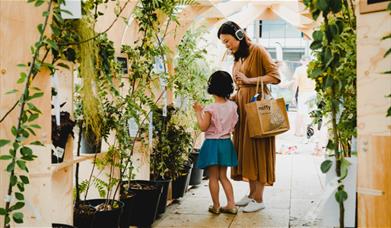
(218, 166, 235, 208)
(208, 166, 220, 209)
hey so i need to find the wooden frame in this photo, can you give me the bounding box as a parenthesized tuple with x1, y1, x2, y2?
(360, 0, 390, 14)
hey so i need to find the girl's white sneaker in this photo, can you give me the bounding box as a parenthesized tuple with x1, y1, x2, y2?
(235, 195, 252, 206)
(242, 199, 265, 212)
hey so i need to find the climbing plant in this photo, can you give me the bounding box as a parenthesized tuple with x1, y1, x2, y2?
(303, 0, 356, 227)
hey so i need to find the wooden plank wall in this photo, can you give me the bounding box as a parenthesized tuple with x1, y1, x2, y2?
(357, 3, 391, 227)
(0, 1, 55, 226)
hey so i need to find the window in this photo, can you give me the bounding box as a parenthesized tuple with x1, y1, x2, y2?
(259, 19, 302, 39)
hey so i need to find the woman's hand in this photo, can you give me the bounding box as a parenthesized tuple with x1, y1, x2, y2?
(192, 102, 204, 112)
(234, 71, 250, 84)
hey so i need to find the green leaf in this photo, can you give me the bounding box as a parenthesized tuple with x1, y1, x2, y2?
(12, 212, 24, 224)
(5, 215, 10, 224)
(384, 48, 391, 58)
(312, 31, 323, 41)
(19, 175, 29, 184)
(340, 158, 351, 179)
(15, 192, 24, 201)
(310, 41, 322, 50)
(0, 155, 13, 160)
(0, 208, 6, 215)
(37, 24, 44, 34)
(42, 11, 49, 17)
(0, 139, 11, 148)
(30, 124, 41, 129)
(387, 107, 391, 117)
(17, 182, 25, 192)
(57, 62, 70, 69)
(317, 0, 328, 12)
(330, 0, 342, 13)
(17, 64, 27, 67)
(27, 103, 41, 113)
(10, 175, 17, 187)
(30, 141, 44, 146)
(6, 162, 15, 172)
(20, 147, 33, 157)
(382, 70, 391, 74)
(16, 160, 27, 171)
(320, 159, 333, 173)
(335, 189, 348, 202)
(381, 33, 391, 40)
(309, 68, 323, 79)
(28, 92, 44, 101)
(46, 40, 59, 51)
(34, 0, 45, 7)
(6, 89, 18, 94)
(28, 114, 39, 122)
(10, 202, 24, 211)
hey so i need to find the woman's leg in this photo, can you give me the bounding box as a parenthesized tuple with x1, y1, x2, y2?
(252, 181, 265, 203)
(208, 166, 220, 208)
(218, 166, 235, 208)
(249, 180, 256, 199)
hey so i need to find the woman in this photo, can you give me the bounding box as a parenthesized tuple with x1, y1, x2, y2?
(217, 21, 280, 212)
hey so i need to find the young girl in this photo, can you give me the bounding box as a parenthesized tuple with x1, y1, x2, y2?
(193, 70, 239, 214)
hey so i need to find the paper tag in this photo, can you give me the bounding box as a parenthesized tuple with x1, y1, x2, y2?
(54, 147, 64, 159)
(60, 0, 82, 19)
(128, 118, 139, 137)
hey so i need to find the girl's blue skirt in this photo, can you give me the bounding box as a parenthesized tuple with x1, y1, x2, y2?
(197, 138, 238, 169)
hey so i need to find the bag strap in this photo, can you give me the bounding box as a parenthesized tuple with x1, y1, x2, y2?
(256, 77, 265, 100)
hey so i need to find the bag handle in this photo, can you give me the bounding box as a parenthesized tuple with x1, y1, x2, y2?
(255, 76, 265, 100)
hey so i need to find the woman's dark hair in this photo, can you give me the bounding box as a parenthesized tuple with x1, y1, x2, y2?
(217, 21, 250, 62)
(207, 71, 234, 99)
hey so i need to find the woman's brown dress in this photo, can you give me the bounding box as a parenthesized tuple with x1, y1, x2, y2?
(231, 44, 280, 185)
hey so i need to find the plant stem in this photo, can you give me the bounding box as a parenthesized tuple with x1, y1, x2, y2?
(75, 123, 83, 206)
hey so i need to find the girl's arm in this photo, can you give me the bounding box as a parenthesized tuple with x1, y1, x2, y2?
(193, 102, 211, 132)
(195, 111, 211, 132)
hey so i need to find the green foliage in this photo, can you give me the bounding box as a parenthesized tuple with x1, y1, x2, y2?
(304, 1, 356, 227)
(150, 106, 193, 180)
(172, 27, 211, 104)
(305, 0, 356, 156)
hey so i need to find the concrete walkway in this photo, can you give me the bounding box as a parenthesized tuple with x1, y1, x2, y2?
(153, 112, 329, 228)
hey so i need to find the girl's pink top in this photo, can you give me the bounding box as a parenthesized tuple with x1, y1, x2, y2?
(203, 100, 238, 139)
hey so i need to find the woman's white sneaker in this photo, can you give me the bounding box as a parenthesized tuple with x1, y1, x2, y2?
(235, 195, 252, 206)
(242, 199, 265, 212)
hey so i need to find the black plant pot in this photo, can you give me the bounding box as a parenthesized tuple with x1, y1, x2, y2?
(172, 164, 192, 199)
(126, 180, 162, 227)
(150, 178, 171, 215)
(189, 150, 203, 186)
(74, 199, 124, 228)
(52, 224, 75, 228)
(119, 190, 136, 228)
(51, 112, 75, 164)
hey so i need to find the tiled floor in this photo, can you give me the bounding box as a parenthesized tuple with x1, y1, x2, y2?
(153, 112, 331, 228)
